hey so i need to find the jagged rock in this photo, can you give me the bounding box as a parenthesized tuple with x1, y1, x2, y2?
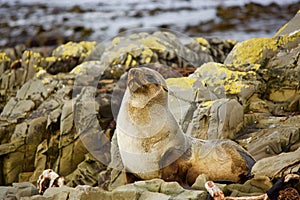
(190, 62, 261, 104)
(186, 37, 236, 64)
(185, 98, 244, 139)
(166, 75, 244, 139)
(0, 52, 11, 74)
(35, 41, 97, 75)
(73, 86, 111, 166)
(42, 186, 74, 200)
(275, 10, 300, 36)
(225, 176, 272, 196)
(247, 126, 300, 160)
(101, 31, 201, 70)
(0, 98, 35, 122)
(252, 147, 300, 179)
(239, 115, 300, 160)
(2, 117, 47, 184)
(0, 50, 39, 110)
(84, 43, 106, 61)
(191, 174, 208, 190)
(224, 30, 300, 108)
(112, 179, 207, 200)
(66, 153, 106, 187)
(1, 10, 300, 200)
(0, 182, 39, 200)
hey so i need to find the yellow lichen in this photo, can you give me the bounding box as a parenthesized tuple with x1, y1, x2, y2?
(52, 42, 85, 57)
(274, 23, 288, 37)
(140, 36, 166, 52)
(278, 30, 300, 46)
(195, 62, 254, 95)
(145, 57, 151, 64)
(166, 77, 196, 89)
(79, 41, 96, 52)
(228, 38, 278, 66)
(226, 39, 237, 46)
(112, 37, 121, 45)
(0, 52, 11, 62)
(45, 57, 57, 62)
(125, 54, 132, 66)
(195, 37, 209, 46)
(202, 100, 213, 107)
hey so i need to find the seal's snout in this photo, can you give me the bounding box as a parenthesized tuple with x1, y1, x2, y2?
(128, 68, 145, 93)
(127, 67, 168, 95)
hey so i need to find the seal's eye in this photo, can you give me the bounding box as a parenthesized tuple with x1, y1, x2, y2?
(145, 74, 156, 83)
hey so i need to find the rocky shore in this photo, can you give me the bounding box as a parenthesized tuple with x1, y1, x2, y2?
(1, 1, 300, 48)
(0, 8, 300, 200)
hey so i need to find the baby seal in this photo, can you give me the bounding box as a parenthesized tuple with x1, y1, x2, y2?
(116, 67, 255, 186)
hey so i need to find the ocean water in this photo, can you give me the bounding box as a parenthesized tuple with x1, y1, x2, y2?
(1, 0, 299, 46)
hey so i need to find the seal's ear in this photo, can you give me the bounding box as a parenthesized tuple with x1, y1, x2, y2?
(162, 85, 168, 92)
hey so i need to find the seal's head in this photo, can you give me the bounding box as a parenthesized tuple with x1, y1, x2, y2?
(127, 67, 168, 108)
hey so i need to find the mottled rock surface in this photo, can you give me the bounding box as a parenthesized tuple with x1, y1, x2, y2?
(0, 10, 300, 199)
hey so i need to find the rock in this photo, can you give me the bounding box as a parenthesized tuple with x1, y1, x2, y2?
(166, 77, 198, 125)
(101, 31, 201, 70)
(84, 43, 106, 61)
(247, 94, 269, 113)
(186, 37, 236, 64)
(190, 62, 261, 103)
(134, 179, 164, 193)
(185, 98, 244, 139)
(247, 126, 300, 160)
(139, 191, 171, 200)
(191, 174, 208, 190)
(251, 147, 300, 179)
(13, 182, 39, 199)
(65, 153, 106, 187)
(21, 179, 207, 200)
(225, 176, 272, 196)
(69, 185, 111, 200)
(224, 30, 300, 66)
(275, 10, 300, 36)
(41, 41, 97, 75)
(166, 75, 245, 139)
(2, 116, 47, 184)
(240, 115, 300, 160)
(52, 41, 96, 59)
(173, 190, 207, 200)
(29, 140, 48, 184)
(0, 186, 17, 200)
(0, 182, 38, 200)
(43, 186, 74, 200)
(0, 98, 35, 122)
(224, 30, 300, 108)
(73, 86, 111, 166)
(184, 37, 214, 66)
(0, 50, 39, 110)
(0, 52, 11, 74)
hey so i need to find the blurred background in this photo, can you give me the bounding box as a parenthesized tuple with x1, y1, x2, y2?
(0, 0, 299, 48)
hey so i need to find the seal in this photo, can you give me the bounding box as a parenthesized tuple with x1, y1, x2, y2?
(116, 67, 255, 186)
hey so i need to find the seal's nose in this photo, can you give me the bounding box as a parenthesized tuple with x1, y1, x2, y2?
(128, 68, 144, 93)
